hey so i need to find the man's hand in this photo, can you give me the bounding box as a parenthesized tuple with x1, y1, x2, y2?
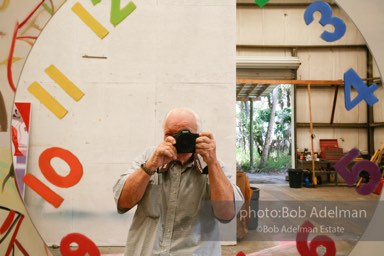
(195, 132, 218, 166)
(146, 136, 177, 171)
(196, 131, 235, 221)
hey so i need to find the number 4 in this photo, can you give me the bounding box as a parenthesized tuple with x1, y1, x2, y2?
(344, 68, 379, 111)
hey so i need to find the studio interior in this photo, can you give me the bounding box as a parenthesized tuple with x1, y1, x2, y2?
(0, 0, 384, 255)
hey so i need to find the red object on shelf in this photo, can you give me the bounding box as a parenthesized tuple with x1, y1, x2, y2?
(320, 139, 343, 160)
(320, 139, 338, 151)
(374, 178, 384, 195)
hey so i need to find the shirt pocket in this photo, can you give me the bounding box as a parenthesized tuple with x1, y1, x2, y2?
(137, 184, 161, 218)
(178, 176, 208, 218)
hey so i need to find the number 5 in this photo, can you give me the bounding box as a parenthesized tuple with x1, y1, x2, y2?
(304, 1, 346, 42)
(334, 148, 381, 195)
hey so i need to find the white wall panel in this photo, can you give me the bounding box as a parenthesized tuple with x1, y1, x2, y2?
(237, 4, 366, 46)
(375, 128, 384, 149)
(297, 48, 367, 80)
(296, 87, 367, 123)
(373, 86, 384, 122)
(296, 127, 368, 154)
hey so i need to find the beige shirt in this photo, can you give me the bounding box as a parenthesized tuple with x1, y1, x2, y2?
(113, 147, 244, 256)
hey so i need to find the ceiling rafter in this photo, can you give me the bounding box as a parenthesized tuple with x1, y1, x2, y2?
(235, 79, 346, 101)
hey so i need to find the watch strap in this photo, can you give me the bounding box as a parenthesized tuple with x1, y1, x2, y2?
(141, 161, 155, 176)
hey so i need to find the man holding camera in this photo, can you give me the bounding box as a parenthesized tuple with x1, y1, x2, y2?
(113, 108, 244, 255)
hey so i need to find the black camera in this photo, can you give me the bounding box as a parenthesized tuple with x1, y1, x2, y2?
(172, 130, 199, 153)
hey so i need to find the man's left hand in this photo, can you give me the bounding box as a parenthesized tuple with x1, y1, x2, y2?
(195, 132, 218, 166)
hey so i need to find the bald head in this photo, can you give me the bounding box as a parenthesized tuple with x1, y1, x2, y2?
(163, 108, 202, 138)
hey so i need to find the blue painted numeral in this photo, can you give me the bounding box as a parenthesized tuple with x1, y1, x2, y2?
(304, 1, 346, 42)
(344, 68, 379, 111)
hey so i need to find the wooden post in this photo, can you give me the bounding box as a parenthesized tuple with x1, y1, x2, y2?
(330, 85, 339, 124)
(250, 100, 254, 170)
(307, 83, 317, 187)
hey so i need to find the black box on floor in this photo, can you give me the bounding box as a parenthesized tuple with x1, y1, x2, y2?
(287, 169, 303, 188)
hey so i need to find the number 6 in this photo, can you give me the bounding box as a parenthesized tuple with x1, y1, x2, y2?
(296, 220, 336, 256)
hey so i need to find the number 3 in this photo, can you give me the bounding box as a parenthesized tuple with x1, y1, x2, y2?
(304, 1, 346, 42)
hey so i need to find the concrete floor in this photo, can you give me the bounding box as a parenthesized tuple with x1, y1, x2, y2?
(221, 183, 379, 256)
(49, 175, 380, 255)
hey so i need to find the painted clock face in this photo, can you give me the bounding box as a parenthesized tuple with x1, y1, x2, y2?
(14, 0, 178, 245)
(12, 0, 237, 248)
(3, 0, 384, 255)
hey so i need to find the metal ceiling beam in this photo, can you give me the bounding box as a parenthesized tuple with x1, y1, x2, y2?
(246, 84, 261, 98)
(255, 84, 271, 98)
(236, 79, 344, 86)
(237, 0, 335, 7)
(237, 44, 367, 50)
(236, 84, 246, 97)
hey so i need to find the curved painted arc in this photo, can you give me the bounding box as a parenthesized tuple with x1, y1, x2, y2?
(335, 0, 384, 255)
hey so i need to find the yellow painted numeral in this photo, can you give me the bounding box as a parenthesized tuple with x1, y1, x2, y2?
(71, 2, 109, 39)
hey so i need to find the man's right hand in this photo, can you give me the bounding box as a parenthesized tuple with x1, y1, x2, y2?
(146, 136, 177, 171)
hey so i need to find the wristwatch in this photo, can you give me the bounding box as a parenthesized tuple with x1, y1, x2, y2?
(140, 161, 156, 176)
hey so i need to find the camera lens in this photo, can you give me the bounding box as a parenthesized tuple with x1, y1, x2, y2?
(173, 130, 198, 153)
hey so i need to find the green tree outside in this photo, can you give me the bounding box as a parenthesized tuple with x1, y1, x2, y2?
(236, 84, 292, 172)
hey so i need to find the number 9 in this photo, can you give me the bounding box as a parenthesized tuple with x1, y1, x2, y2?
(60, 233, 100, 256)
(304, 1, 346, 42)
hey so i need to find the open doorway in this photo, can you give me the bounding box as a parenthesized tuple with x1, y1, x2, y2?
(236, 84, 293, 184)
(236, 56, 299, 184)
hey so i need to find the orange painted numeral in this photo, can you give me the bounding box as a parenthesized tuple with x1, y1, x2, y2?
(23, 174, 64, 208)
(23, 147, 83, 208)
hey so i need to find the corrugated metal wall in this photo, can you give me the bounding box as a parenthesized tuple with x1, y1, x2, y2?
(237, 0, 384, 154)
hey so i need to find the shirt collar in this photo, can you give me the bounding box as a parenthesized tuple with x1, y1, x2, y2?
(192, 154, 207, 173)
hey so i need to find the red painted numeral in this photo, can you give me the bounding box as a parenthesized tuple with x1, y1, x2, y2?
(60, 233, 100, 256)
(23, 174, 64, 208)
(296, 220, 336, 256)
(39, 147, 83, 188)
(23, 147, 83, 208)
